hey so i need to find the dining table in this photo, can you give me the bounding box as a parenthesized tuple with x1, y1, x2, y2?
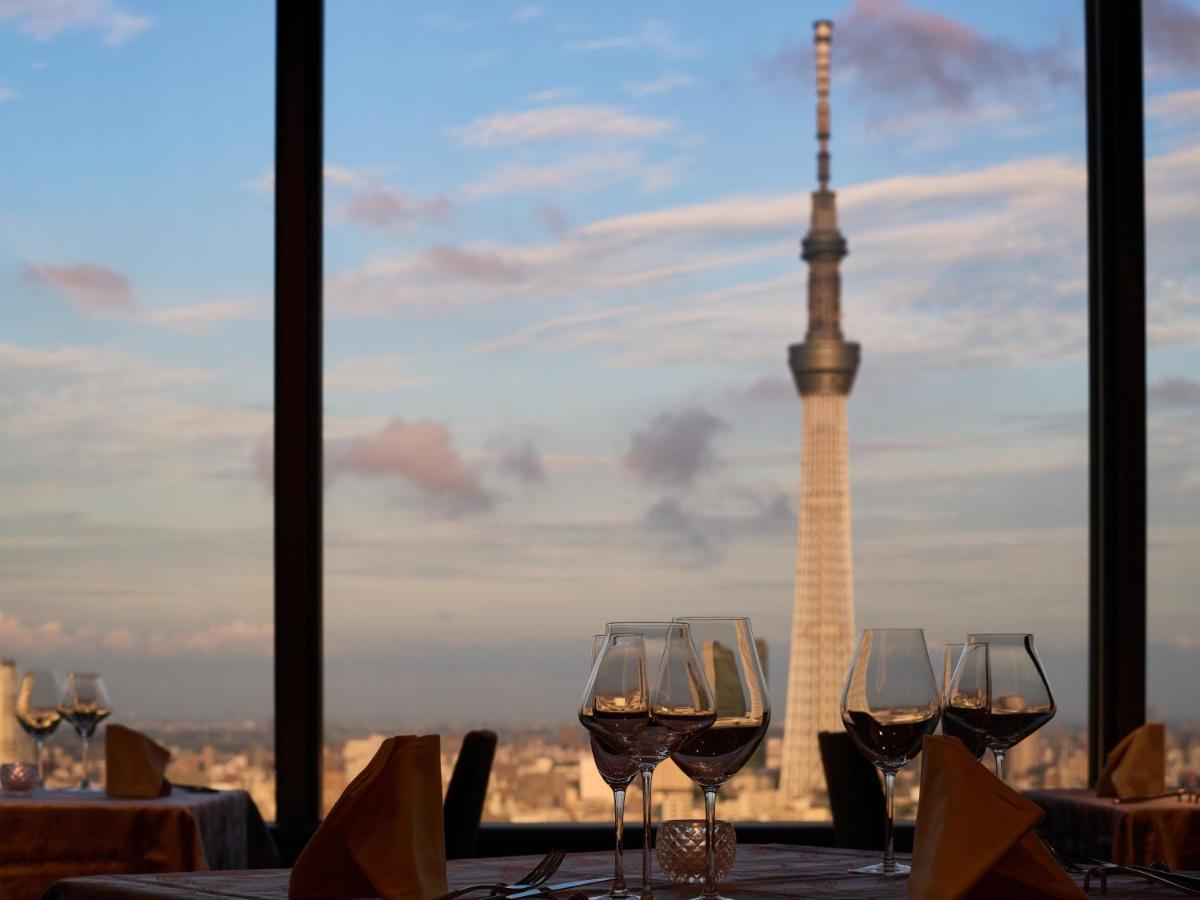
(44, 844, 1194, 898)
(1028, 787, 1200, 870)
(0, 787, 277, 900)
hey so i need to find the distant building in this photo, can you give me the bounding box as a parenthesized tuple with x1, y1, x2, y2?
(780, 20, 862, 802)
(0, 660, 25, 763)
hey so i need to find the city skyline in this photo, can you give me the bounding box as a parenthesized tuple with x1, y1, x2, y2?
(0, 0, 1196, 731)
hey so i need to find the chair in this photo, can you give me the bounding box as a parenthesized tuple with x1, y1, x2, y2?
(818, 730, 886, 851)
(443, 729, 498, 859)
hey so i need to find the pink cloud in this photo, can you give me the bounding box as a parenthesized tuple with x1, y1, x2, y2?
(342, 187, 451, 231)
(145, 620, 272, 658)
(24, 262, 134, 314)
(423, 245, 523, 282)
(341, 418, 491, 513)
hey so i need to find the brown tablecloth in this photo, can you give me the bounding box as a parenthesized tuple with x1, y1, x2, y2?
(1028, 788, 1200, 869)
(0, 787, 276, 900)
(44, 844, 1186, 898)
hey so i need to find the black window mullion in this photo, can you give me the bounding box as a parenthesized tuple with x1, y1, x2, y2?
(1085, 0, 1148, 785)
(274, 0, 324, 828)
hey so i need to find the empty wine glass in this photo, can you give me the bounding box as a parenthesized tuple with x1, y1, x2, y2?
(15, 670, 64, 785)
(580, 623, 715, 900)
(589, 634, 638, 900)
(939, 643, 986, 760)
(946, 635, 1055, 782)
(671, 617, 770, 900)
(840, 628, 940, 877)
(58, 672, 112, 790)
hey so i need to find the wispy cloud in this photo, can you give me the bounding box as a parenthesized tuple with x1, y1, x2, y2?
(24, 262, 134, 314)
(140, 300, 256, 334)
(341, 186, 452, 231)
(1150, 376, 1200, 409)
(624, 70, 694, 97)
(509, 5, 541, 23)
(495, 441, 548, 486)
(0, 0, 151, 46)
(0, 84, 17, 102)
(453, 104, 671, 146)
(464, 150, 642, 197)
(325, 355, 427, 393)
(567, 19, 700, 59)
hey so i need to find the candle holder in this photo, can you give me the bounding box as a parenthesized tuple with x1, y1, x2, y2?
(656, 819, 736, 885)
(1, 761, 37, 794)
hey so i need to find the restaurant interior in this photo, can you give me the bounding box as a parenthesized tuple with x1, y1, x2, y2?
(0, 0, 1197, 898)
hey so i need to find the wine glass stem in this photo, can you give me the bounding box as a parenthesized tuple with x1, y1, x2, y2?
(882, 770, 897, 875)
(35, 737, 45, 785)
(994, 750, 1006, 783)
(79, 734, 91, 790)
(612, 786, 628, 897)
(639, 768, 654, 900)
(702, 787, 719, 900)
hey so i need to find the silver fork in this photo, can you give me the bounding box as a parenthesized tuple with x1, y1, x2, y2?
(437, 849, 567, 900)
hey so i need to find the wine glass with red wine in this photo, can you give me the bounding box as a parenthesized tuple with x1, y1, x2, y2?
(589, 635, 638, 900)
(840, 628, 940, 877)
(940, 643, 987, 760)
(945, 635, 1055, 782)
(580, 623, 715, 900)
(670, 617, 770, 900)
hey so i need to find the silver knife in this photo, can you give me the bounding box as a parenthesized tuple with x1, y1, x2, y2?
(507, 876, 611, 898)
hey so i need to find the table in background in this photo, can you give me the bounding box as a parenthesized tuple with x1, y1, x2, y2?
(45, 844, 1189, 898)
(0, 787, 276, 900)
(1029, 788, 1200, 869)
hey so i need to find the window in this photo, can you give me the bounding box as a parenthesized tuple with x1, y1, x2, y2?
(321, 1, 1089, 822)
(1144, 0, 1200, 791)
(0, 2, 275, 814)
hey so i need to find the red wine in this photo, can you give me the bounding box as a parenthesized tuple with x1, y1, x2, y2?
(941, 716, 988, 760)
(590, 734, 637, 786)
(842, 709, 938, 769)
(580, 709, 714, 764)
(943, 706, 1053, 751)
(671, 717, 769, 788)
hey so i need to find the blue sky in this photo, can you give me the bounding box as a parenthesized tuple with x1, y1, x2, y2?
(0, 1, 1197, 737)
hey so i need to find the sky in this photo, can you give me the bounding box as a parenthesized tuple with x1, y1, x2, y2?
(0, 0, 1197, 736)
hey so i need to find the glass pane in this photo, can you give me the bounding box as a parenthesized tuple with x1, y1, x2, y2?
(0, 4, 275, 812)
(1145, 0, 1200, 793)
(324, 0, 1088, 820)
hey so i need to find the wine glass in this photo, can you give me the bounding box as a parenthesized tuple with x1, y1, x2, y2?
(840, 628, 940, 877)
(589, 635, 638, 900)
(939, 643, 987, 760)
(671, 617, 770, 900)
(946, 635, 1055, 782)
(15, 670, 64, 785)
(580, 622, 715, 900)
(58, 672, 112, 790)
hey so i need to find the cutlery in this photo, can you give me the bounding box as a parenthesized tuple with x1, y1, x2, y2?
(507, 876, 612, 898)
(436, 849, 566, 899)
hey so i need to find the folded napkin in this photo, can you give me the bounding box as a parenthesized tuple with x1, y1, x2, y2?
(1096, 723, 1165, 799)
(289, 735, 447, 900)
(105, 724, 172, 799)
(909, 735, 1084, 900)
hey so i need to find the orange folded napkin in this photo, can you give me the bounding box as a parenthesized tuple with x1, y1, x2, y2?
(289, 735, 448, 900)
(1096, 723, 1165, 799)
(909, 735, 1084, 900)
(105, 724, 172, 798)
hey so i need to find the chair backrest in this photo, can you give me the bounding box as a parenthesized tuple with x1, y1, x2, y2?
(443, 729, 498, 860)
(817, 730, 886, 851)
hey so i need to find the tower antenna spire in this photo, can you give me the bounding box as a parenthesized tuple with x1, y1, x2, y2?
(814, 19, 833, 190)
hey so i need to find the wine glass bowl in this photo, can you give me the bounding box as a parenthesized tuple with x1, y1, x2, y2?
(670, 617, 769, 900)
(840, 628, 940, 877)
(15, 669, 64, 785)
(940, 643, 987, 760)
(945, 634, 1055, 781)
(588, 635, 638, 900)
(58, 672, 112, 790)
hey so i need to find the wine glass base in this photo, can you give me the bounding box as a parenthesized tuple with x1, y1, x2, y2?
(686, 893, 734, 900)
(847, 862, 911, 877)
